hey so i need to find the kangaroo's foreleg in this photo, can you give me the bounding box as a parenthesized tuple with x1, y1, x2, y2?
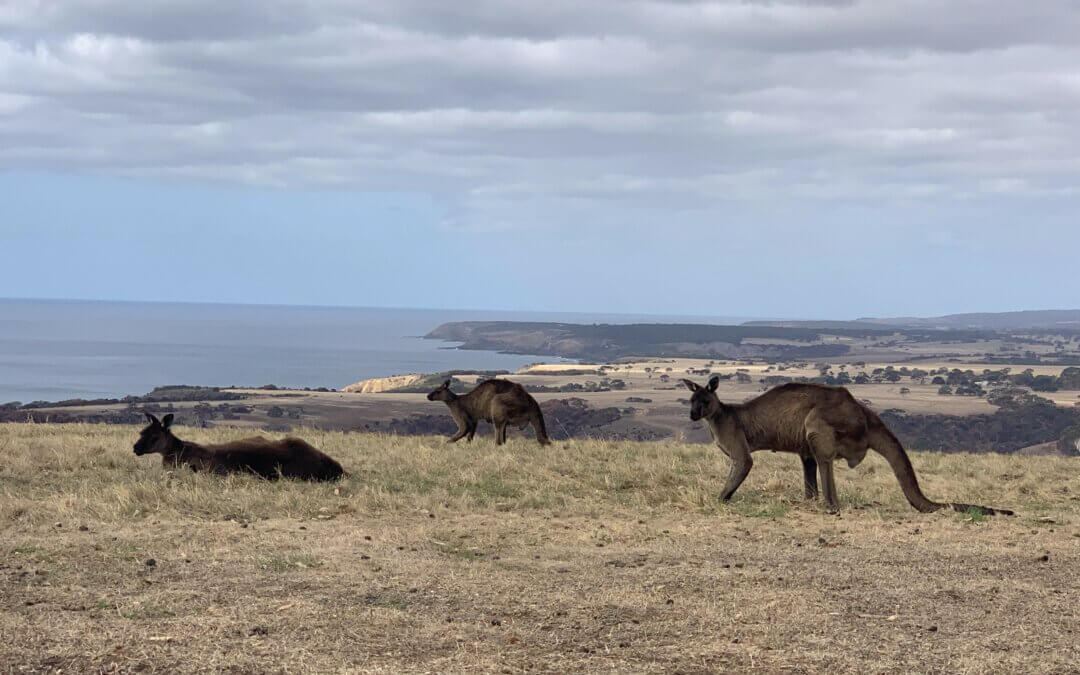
(447, 423, 469, 443)
(718, 442, 753, 502)
(720, 455, 752, 501)
(805, 411, 843, 512)
(817, 458, 840, 512)
(711, 423, 754, 502)
(801, 454, 819, 500)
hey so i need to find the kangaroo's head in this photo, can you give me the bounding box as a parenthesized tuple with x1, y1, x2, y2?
(680, 376, 720, 421)
(426, 379, 455, 402)
(134, 412, 176, 455)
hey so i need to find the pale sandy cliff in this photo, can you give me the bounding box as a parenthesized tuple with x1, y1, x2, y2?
(342, 374, 425, 393)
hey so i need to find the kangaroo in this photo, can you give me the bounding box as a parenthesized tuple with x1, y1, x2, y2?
(682, 377, 1013, 516)
(427, 378, 551, 446)
(133, 413, 346, 481)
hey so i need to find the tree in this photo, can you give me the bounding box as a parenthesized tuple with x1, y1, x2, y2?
(1031, 375, 1059, 392)
(955, 382, 985, 397)
(1009, 368, 1036, 387)
(1059, 367, 1080, 390)
(946, 369, 972, 386)
(938, 385, 953, 396)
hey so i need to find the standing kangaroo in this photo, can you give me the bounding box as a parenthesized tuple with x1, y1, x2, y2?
(133, 413, 347, 481)
(427, 379, 551, 446)
(682, 377, 1013, 515)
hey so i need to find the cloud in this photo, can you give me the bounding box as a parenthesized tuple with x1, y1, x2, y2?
(2, 0, 1080, 231)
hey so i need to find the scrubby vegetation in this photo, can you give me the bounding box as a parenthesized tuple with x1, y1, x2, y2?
(427, 321, 859, 360)
(881, 396, 1080, 454)
(525, 377, 627, 394)
(2, 385, 244, 412)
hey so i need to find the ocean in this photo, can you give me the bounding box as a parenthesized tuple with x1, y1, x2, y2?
(0, 298, 753, 403)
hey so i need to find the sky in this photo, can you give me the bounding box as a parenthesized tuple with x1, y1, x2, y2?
(1, 0, 1078, 319)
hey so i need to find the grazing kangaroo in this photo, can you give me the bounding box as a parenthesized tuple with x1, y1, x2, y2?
(427, 379, 551, 446)
(133, 413, 346, 481)
(681, 377, 1013, 516)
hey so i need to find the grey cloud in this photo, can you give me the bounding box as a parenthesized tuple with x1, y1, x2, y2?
(2, 0, 1080, 230)
(0, 1, 325, 41)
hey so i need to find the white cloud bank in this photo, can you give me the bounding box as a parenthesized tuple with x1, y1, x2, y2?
(3, 1, 1080, 230)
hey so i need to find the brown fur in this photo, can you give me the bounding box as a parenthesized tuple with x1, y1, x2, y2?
(133, 413, 346, 481)
(682, 377, 1014, 515)
(427, 379, 550, 446)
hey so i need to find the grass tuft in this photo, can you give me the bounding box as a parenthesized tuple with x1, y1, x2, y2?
(959, 506, 990, 524)
(259, 553, 321, 572)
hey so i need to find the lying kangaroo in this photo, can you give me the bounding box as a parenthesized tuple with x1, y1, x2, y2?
(133, 413, 346, 481)
(427, 378, 550, 445)
(682, 377, 1013, 515)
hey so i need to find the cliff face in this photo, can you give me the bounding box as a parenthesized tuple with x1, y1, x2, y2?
(343, 374, 426, 394)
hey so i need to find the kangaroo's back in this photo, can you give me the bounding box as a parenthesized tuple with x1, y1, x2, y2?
(739, 383, 868, 449)
(203, 436, 345, 481)
(463, 379, 522, 414)
(281, 436, 347, 480)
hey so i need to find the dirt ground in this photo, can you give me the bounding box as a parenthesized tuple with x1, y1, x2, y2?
(2, 424, 1078, 673)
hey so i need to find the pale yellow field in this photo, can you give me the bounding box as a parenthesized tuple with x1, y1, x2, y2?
(2, 424, 1079, 673)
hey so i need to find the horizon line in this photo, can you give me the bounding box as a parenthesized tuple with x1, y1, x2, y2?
(0, 295, 785, 323)
(3, 295, 1076, 324)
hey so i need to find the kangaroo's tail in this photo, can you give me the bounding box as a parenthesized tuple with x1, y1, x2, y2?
(533, 407, 551, 446)
(867, 415, 1013, 516)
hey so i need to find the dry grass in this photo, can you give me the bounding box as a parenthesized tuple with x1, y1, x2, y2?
(2, 423, 1078, 673)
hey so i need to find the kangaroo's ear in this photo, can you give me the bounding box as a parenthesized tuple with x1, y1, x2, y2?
(443, 379, 452, 388)
(707, 375, 720, 392)
(161, 413, 174, 428)
(145, 412, 160, 425)
(680, 379, 699, 392)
